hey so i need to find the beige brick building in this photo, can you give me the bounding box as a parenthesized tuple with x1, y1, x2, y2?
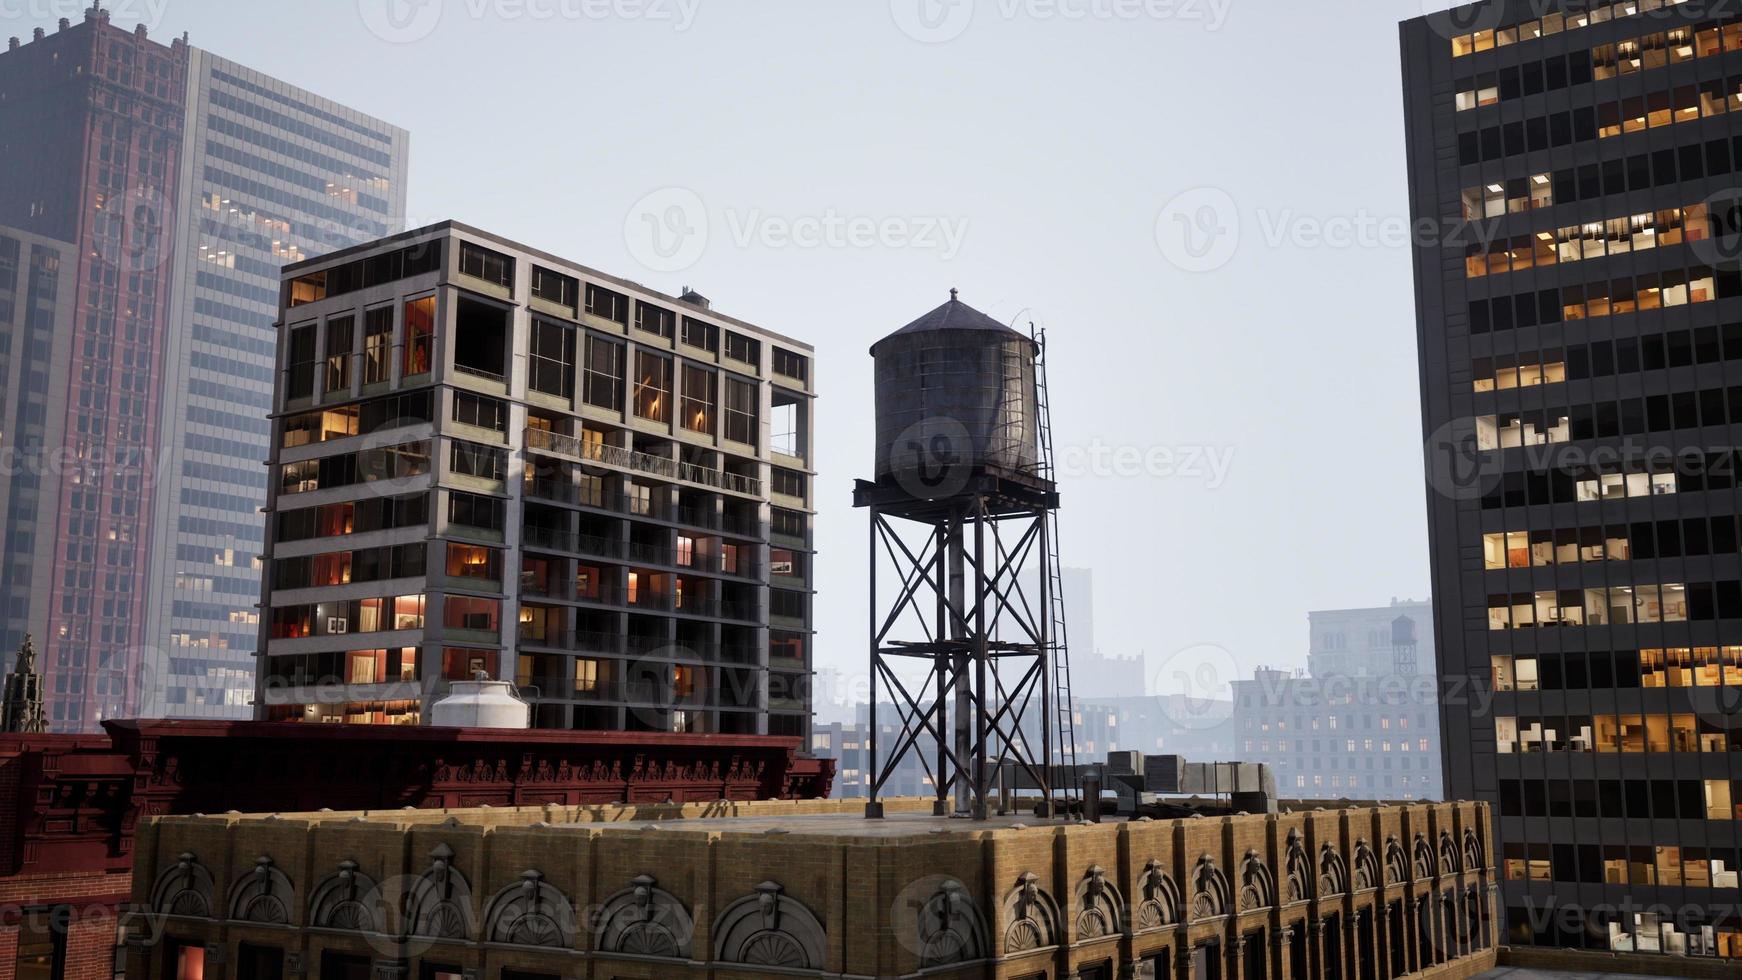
(124, 798, 1498, 980)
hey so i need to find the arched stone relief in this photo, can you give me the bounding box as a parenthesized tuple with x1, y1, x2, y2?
(405, 842, 476, 941)
(916, 878, 988, 967)
(481, 869, 575, 948)
(1353, 839, 1381, 891)
(150, 852, 215, 918)
(1384, 836, 1410, 885)
(596, 874, 695, 959)
(999, 871, 1061, 953)
(1439, 831, 1462, 875)
(308, 860, 386, 932)
(712, 881, 827, 969)
(1190, 856, 1231, 918)
(1284, 830, 1311, 902)
(1413, 833, 1439, 879)
(1238, 850, 1276, 911)
(1135, 859, 1181, 930)
(226, 855, 295, 924)
(1319, 843, 1350, 897)
(1463, 829, 1485, 872)
(1073, 865, 1125, 940)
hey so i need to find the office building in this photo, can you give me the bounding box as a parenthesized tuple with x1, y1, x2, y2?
(1404, 0, 1742, 963)
(254, 222, 816, 738)
(1233, 601, 1442, 803)
(126, 796, 1499, 980)
(0, 6, 409, 730)
(143, 48, 409, 718)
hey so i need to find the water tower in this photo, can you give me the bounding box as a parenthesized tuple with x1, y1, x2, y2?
(855, 290, 1076, 820)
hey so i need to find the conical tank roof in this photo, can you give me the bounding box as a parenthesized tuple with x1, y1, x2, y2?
(870, 289, 1034, 355)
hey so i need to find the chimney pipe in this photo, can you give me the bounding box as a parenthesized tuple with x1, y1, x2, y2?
(32, 28, 44, 41)
(57, 18, 69, 31)
(7, 38, 18, 51)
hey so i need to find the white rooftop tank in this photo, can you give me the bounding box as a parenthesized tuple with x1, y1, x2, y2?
(428, 673, 531, 729)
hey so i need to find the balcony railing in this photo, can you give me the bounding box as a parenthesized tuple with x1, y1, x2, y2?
(523, 427, 764, 497)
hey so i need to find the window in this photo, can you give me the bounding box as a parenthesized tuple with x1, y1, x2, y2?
(445, 543, 500, 582)
(773, 346, 808, 381)
(633, 351, 673, 422)
(458, 241, 514, 287)
(531, 265, 577, 311)
(450, 441, 507, 481)
(681, 316, 718, 351)
(770, 548, 800, 577)
(402, 296, 435, 377)
(285, 323, 317, 401)
(15, 908, 65, 980)
(772, 467, 805, 499)
(582, 335, 624, 410)
(443, 596, 501, 632)
(724, 376, 757, 445)
(585, 282, 628, 324)
(451, 392, 507, 431)
(453, 297, 507, 380)
(448, 491, 504, 532)
(724, 331, 759, 365)
(676, 535, 695, 566)
(528, 319, 576, 398)
(324, 316, 354, 393)
(635, 302, 675, 339)
(772, 393, 802, 457)
(680, 364, 716, 433)
(363, 306, 392, 384)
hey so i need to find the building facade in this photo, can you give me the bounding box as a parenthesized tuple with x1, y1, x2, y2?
(254, 222, 816, 738)
(0, 7, 409, 731)
(1233, 600, 1445, 803)
(1404, 0, 1742, 964)
(123, 797, 1499, 980)
(0, 227, 78, 676)
(141, 49, 410, 719)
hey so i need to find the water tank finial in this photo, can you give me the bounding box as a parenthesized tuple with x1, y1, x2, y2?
(950, 287, 958, 302)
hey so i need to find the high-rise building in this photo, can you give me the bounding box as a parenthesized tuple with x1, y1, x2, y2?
(1233, 600, 1442, 802)
(142, 50, 409, 719)
(0, 8, 409, 730)
(254, 222, 816, 738)
(1405, 0, 1742, 962)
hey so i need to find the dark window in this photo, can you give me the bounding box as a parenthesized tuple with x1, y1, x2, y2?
(528, 319, 576, 398)
(681, 316, 718, 351)
(453, 297, 508, 380)
(450, 440, 507, 481)
(452, 392, 508, 431)
(531, 265, 578, 311)
(724, 376, 757, 445)
(458, 241, 514, 287)
(680, 364, 716, 434)
(363, 306, 392, 384)
(585, 282, 628, 324)
(724, 331, 760, 365)
(635, 302, 676, 339)
(583, 335, 624, 410)
(449, 491, 505, 532)
(285, 323, 317, 401)
(633, 350, 673, 422)
(324, 315, 354, 393)
(772, 346, 808, 381)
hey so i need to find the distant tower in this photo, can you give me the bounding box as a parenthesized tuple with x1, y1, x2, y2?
(2, 634, 46, 733)
(1391, 614, 1418, 676)
(855, 291, 1072, 820)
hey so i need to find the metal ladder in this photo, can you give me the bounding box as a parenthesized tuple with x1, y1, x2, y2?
(1032, 327, 1081, 813)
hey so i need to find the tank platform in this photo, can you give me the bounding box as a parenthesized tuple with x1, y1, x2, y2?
(852, 465, 1059, 521)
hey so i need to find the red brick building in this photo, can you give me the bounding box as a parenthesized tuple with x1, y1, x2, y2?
(0, 720, 832, 980)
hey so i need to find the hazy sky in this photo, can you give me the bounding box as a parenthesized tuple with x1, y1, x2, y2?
(9, 0, 1459, 697)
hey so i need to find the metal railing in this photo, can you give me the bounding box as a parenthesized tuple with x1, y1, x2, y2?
(523, 427, 764, 496)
